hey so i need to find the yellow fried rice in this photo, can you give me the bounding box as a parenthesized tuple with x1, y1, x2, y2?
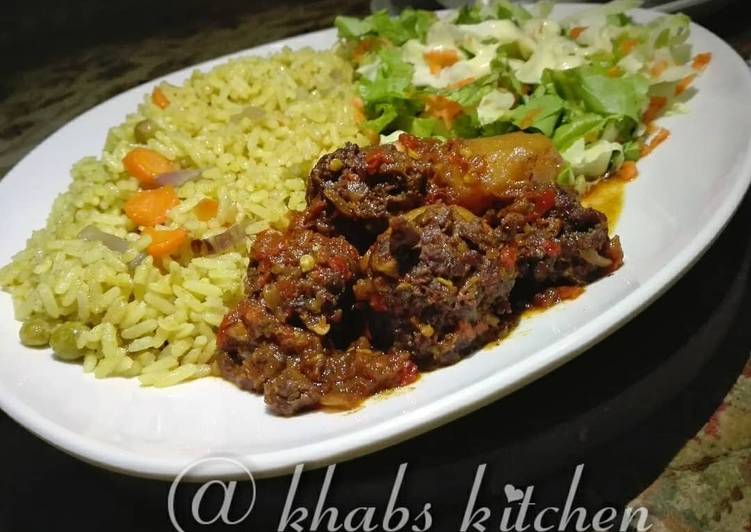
(0, 47, 367, 386)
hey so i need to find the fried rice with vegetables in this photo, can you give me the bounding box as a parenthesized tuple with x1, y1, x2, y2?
(0, 48, 367, 386)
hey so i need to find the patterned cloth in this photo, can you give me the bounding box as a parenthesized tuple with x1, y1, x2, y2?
(630, 358, 751, 530)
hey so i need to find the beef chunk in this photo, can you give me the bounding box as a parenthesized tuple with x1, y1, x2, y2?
(247, 221, 360, 335)
(484, 182, 623, 300)
(355, 204, 517, 366)
(305, 142, 430, 249)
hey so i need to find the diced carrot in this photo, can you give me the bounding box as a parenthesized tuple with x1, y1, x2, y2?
(607, 66, 623, 78)
(122, 147, 177, 188)
(425, 95, 463, 129)
(569, 26, 587, 39)
(649, 59, 669, 78)
(619, 39, 640, 55)
(675, 74, 696, 95)
(194, 198, 219, 221)
(144, 227, 188, 258)
(124, 186, 179, 227)
(423, 49, 459, 75)
(642, 96, 667, 124)
(641, 128, 670, 158)
(152, 87, 170, 109)
(448, 77, 476, 90)
(352, 97, 366, 124)
(615, 160, 638, 181)
(692, 52, 712, 71)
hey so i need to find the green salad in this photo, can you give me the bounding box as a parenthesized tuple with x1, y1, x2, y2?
(335, 0, 710, 190)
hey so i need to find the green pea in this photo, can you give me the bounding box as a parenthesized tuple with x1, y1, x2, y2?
(49, 322, 86, 360)
(19, 318, 52, 347)
(134, 119, 157, 144)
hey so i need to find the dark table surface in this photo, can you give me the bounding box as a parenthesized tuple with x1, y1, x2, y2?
(1, 1, 750, 531)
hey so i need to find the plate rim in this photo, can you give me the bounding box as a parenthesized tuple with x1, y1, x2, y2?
(1, 5, 750, 481)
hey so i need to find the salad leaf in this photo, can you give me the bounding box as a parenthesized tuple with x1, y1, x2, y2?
(491, 53, 525, 97)
(552, 114, 607, 151)
(407, 117, 444, 137)
(550, 66, 649, 122)
(647, 13, 690, 49)
(562, 138, 623, 178)
(358, 48, 414, 104)
(606, 13, 632, 27)
(337, 9, 436, 45)
(495, 0, 532, 24)
(444, 75, 497, 107)
(561, 0, 642, 28)
(454, 5, 485, 25)
(509, 94, 564, 136)
(623, 139, 642, 160)
(452, 1, 532, 25)
(476, 89, 516, 125)
(335, 16, 374, 39)
(364, 103, 399, 133)
(556, 164, 576, 187)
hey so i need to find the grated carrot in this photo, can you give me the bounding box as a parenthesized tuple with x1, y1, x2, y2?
(124, 186, 179, 227)
(619, 39, 639, 55)
(144, 228, 188, 258)
(448, 77, 476, 90)
(352, 97, 366, 124)
(649, 59, 669, 78)
(152, 87, 170, 109)
(614, 161, 638, 181)
(569, 26, 587, 40)
(692, 52, 712, 71)
(424, 95, 463, 129)
(424, 49, 459, 75)
(352, 38, 377, 62)
(675, 74, 696, 96)
(641, 128, 670, 158)
(194, 198, 219, 221)
(122, 147, 177, 188)
(607, 66, 623, 78)
(642, 96, 667, 124)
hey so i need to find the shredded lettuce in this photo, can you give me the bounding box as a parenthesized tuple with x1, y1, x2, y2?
(452, 0, 532, 25)
(358, 48, 414, 104)
(562, 138, 623, 178)
(550, 66, 650, 122)
(336, 0, 707, 185)
(553, 114, 607, 151)
(335, 9, 436, 45)
(477, 89, 516, 125)
(509, 94, 564, 136)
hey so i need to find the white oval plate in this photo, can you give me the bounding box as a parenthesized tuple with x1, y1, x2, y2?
(1, 5, 750, 480)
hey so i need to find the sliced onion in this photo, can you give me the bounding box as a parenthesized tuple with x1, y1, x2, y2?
(190, 223, 248, 256)
(128, 252, 148, 270)
(153, 169, 203, 187)
(78, 226, 130, 253)
(231, 105, 267, 123)
(581, 248, 613, 268)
